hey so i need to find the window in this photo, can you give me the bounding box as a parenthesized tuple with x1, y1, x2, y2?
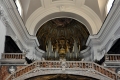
(15, 0, 22, 16)
(107, 0, 114, 14)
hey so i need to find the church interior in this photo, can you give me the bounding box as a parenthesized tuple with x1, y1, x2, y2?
(0, 0, 120, 80)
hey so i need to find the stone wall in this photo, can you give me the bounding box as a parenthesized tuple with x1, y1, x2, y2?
(0, 66, 24, 80)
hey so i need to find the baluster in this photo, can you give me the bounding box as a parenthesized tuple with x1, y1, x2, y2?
(14, 54, 16, 59)
(108, 72, 110, 78)
(106, 71, 109, 77)
(20, 54, 22, 59)
(69, 62, 71, 68)
(17, 54, 19, 59)
(5, 54, 8, 59)
(19, 71, 21, 77)
(9, 55, 11, 59)
(29, 65, 31, 71)
(13, 54, 15, 59)
(112, 55, 114, 61)
(9, 54, 10, 59)
(102, 69, 104, 74)
(76, 62, 78, 68)
(19, 54, 20, 59)
(21, 70, 23, 76)
(7, 54, 9, 59)
(117, 56, 119, 61)
(13, 54, 14, 59)
(106, 55, 108, 61)
(110, 72, 112, 78)
(59, 62, 61, 68)
(25, 68, 27, 73)
(57, 62, 59, 68)
(17, 72, 19, 77)
(112, 74, 115, 80)
(4, 54, 6, 59)
(21, 54, 22, 59)
(10, 54, 13, 59)
(12, 54, 13, 59)
(113, 56, 115, 61)
(109, 55, 111, 61)
(43, 62, 46, 67)
(10, 54, 11, 59)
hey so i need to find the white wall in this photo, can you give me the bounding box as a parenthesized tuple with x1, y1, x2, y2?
(0, 20, 6, 59)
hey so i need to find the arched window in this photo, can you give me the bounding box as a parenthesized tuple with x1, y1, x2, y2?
(107, 0, 114, 14)
(15, 0, 22, 16)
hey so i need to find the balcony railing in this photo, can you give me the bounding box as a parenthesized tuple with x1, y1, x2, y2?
(6, 61, 120, 80)
(2, 53, 25, 59)
(0, 53, 25, 65)
(105, 54, 120, 61)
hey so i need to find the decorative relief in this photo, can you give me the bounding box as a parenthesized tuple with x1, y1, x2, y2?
(59, 5, 66, 11)
(0, 6, 4, 17)
(0, 5, 9, 27)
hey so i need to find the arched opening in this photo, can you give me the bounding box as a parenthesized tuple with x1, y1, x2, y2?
(26, 74, 98, 80)
(108, 38, 120, 54)
(36, 18, 89, 61)
(4, 36, 22, 53)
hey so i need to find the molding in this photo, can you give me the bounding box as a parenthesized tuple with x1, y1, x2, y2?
(3, 0, 39, 47)
(0, 0, 45, 60)
(19, 70, 102, 80)
(86, 0, 120, 60)
(26, 4, 101, 35)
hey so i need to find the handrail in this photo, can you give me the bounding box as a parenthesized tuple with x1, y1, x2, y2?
(105, 54, 120, 61)
(6, 61, 120, 80)
(2, 53, 25, 59)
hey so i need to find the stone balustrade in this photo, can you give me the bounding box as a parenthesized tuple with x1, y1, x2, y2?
(2, 53, 25, 59)
(0, 53, 26, 65)
(6, 61, 120, 80)
(105, 54, 120, 61)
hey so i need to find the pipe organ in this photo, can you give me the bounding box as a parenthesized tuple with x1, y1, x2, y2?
(37, 18, 89, 61)
(44, 39, 81, 60)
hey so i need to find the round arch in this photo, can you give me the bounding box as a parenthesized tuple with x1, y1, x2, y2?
(26, 5, 102, 35)
(17, 70, 101, 80)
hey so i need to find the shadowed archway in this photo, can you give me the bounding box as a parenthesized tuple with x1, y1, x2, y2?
(26, 74, 98, 80)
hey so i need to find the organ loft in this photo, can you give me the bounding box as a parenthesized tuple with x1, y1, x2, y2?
(37, 18, 88, 61)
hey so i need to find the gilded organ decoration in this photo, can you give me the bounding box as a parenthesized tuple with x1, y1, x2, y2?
(36, 18, 89, 61)
(44, 39, 81, 60)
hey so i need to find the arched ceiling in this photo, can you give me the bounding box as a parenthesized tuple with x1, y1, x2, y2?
(18, 0, 108, 35)
(36, 18, 89, 51)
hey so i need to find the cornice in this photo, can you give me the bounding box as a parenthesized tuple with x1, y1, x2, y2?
(26, 5, 101, 35)
(86, 0, 120, 47)
(2, 0, 39, 48)
(0, 5, 9, 27)
(85, 0, 120, 60)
